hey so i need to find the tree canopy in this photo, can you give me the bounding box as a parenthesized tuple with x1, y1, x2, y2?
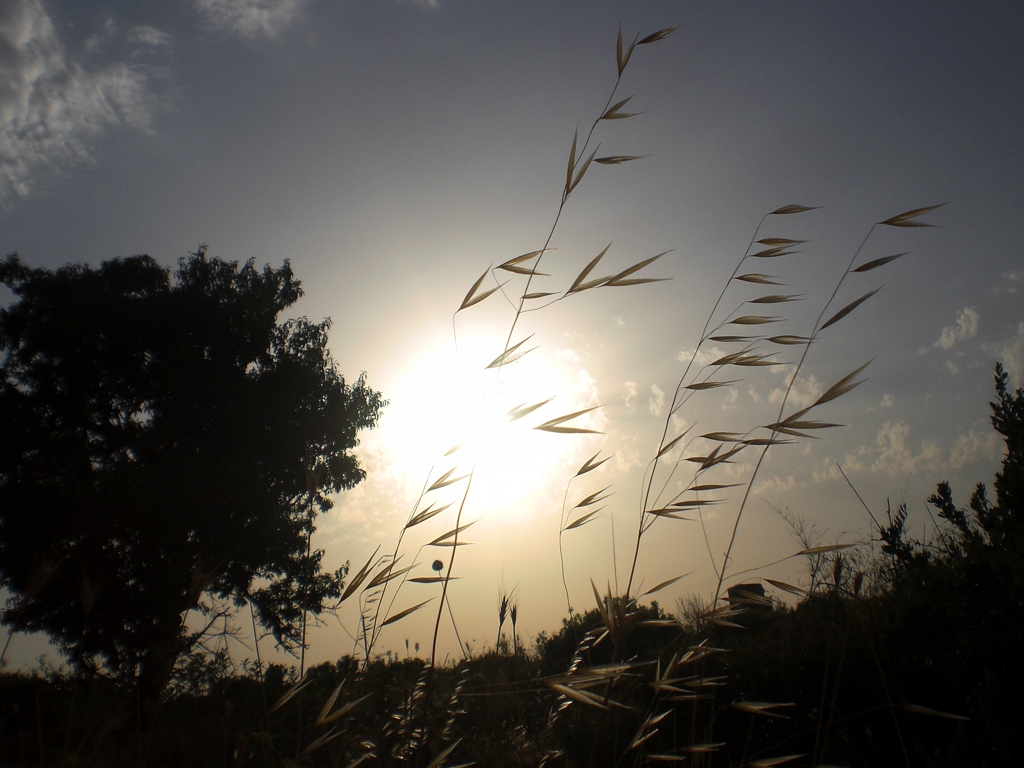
(0, 251, 385, 697)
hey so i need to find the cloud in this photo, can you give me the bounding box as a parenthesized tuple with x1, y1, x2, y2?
(994, 322, 1024, 388)
(624, 381, 637, 414)
(677, 345, 729, 369)
(0, 0, 160, 202)
(753, 474, 797, 496)
(557, 348, 580, 362)
(128, 25, 175, 47)
(880, 394, 894, 408)
(934, 307, 979, 350)
(947, 429, 1000, 471)
(193, 0, 307, 38)
(405, 0, 441, 8)
(649, 384, 665, 417)
(871, 421, 942, 477)
(945, 359, 960, 375)
(769, 373, 823, 409)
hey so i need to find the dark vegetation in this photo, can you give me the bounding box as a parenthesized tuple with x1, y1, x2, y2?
(0, 251, 385, 702)
(0, 365, 1020, 766)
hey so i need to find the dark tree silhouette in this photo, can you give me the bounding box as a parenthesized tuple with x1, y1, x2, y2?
(0, 251, 385, 699)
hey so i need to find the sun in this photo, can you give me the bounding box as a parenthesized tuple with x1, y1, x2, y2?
(383, 328, 598, 519)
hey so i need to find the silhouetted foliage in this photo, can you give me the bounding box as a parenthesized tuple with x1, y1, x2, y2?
(0, 251, 385, 700)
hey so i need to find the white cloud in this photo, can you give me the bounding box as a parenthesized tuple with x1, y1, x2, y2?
(753, 474, 796, 496)
(880, 394, 894, 408)
(557, 348, 580, 362)
(613, 315, 625, 327)
(947, 429, 1000, 470)
(624, 381, 637, 414)
(649, 384, 665, 417)
(677, 345, 728, 369)
(0, 0, 158, 202)
(945, 359, 960, 375)
(128, 25, 175, 47)
(934, 307, 979, 350)
(748, 385, 763, 403)
(406, 0, 441, 8)
(870, 421, 942, 477)
(769, 373, 823, 409)
(193, 0, 307, 38)
(994, 322, 1024, 388)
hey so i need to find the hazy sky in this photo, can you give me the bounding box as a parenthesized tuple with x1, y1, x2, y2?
(3, 0, 1023, 670)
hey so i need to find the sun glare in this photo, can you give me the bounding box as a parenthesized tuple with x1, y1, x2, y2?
(384, 331, 594, 519)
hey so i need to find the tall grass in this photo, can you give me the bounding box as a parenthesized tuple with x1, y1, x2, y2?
(268, 19, 946, 767)
(0, 18, 954, 768)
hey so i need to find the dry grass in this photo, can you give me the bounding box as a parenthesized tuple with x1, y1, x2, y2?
(269, 18, 949, 766)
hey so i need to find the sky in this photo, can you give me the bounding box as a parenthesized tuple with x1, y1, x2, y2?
(2, 0, 1023, 671)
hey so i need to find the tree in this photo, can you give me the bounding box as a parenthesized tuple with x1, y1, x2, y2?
(0, 251, 385, 699)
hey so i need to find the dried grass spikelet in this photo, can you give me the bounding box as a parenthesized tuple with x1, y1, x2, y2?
(590, 580, 640, 658)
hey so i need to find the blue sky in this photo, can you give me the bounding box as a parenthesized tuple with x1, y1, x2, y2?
(2, 0, 1023, 669)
